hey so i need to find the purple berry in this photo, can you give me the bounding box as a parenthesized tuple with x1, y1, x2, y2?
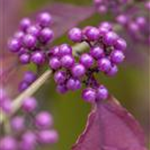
(79, 53, 94, 68)
(23, 34, 36, 48)
(14, 31, 24, 40)
(27, 25, 40, 37)
(98, 27, 109, 36)
(98, 5, 107, 14)
(98, 58, 111, 72)
(129, 22, 139, 33)
(20, 18, 31, 31)
(54, 71, 66, 84)
(8, 39, 21, 52)
(1, 99, 12, 114)
(99, 22, 112, 30)
(49, 57, 61, 70)
(116, 14, 128, 25)
(22, 97, 37, 112)
(72, 64, 86, 78)
(35, 111, 53, 129)
(85, 27, 100, 41)
(111, 50, 125, 64)
(20, 131, 36, 150)
(66, 78, 81, 91)
(18, 47, 28, 56)
(23, 71, 37, 84)
(0, 136, 17, 150)
(31, 51, 45, 65)
(56, 84, 68, 94)
(106, 65, 118, 76)
(82, 88, 96, 103)
(103, 31, 118, 45)
(90, 46, 104, 59)
(19, 53, 30, 64)
(18, 81, 29, 92)
(114, 38, 127, 51)
(38, 130, 58, 144)
(11, 116, 25, 132)
(136, 17, 146, 27)
(68, 27, 83, 42)
(59, 44, 72, 56)
(61, 55, 75, 68)
(37, 12, 52, 27)
(96, 85, 108, 100)
(39, 28, 54, 43)
(50, 46, 60, 57)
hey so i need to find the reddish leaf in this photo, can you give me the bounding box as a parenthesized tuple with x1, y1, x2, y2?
(72, 96, 147, 150)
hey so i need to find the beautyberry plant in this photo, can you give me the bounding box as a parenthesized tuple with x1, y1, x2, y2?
(0, 1, 148, 150)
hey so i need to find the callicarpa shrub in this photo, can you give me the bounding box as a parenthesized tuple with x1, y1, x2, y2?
(0, 1, 149, 150)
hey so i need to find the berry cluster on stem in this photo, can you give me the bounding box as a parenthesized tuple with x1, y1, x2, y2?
(0, 88, 58, 150)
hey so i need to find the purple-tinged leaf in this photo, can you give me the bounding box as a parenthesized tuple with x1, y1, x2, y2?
(72, 96, 147, 150)
(34, 2, 95, 40)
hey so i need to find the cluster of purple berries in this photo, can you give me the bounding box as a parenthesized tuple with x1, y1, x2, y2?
(116, 2, 150, 45)
(0, 96, 58, 150)
(49, 22, 126, 103)
(94, 0, 131, 14)
(8, 12, 54, 65)
(18, 71, 37, 92)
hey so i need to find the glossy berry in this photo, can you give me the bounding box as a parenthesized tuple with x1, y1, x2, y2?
(49, 57, 61, 70)
(66, 78, 81, 91)
(20, 18, 31, 31)
(54, 71, 66, 84)
(61, 55, 75, 68)
(56, 84, 68, 94)
(8, 39, 21, 52)
(85, 27, 100, 41)
(38, 130, 58, 144)
(35, 111, 53, 129)
(0, 136, 17, 150)
(31, 51, 45, 65)
(115, 38, 127, 51)
(37, 12, 52, 27)
(11, 116, 25, 132)
(23, 34, 36, 48)
(18, 81, 29, 92)
(99, 22, 112, 30)
(98, 58, 111, 72)
(19, 53, 30, 64)
(79, 53, 94, 68)
(1, 99, 12, 114)
(96, 85, 108, 100)
(20, 131, 36, 150)
(59, 44, 72, 56)
(71, 64, 86, 78)
(27, 25, 40, 37)
(68, 27, 83, 42)
(23, 71, 37, 84)
(103, 31, 118, 45)
(111, 50, 125, 64)
(90, 46, 104, 59)
(14, 31, 24, 40)
(22, 97, 37, 112)
(82, 88, 96, 103)
(106, 65, 118, 76)
(39, 28, 54, 43)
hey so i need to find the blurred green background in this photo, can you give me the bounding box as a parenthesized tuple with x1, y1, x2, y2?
(4, 0, 150, 149)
